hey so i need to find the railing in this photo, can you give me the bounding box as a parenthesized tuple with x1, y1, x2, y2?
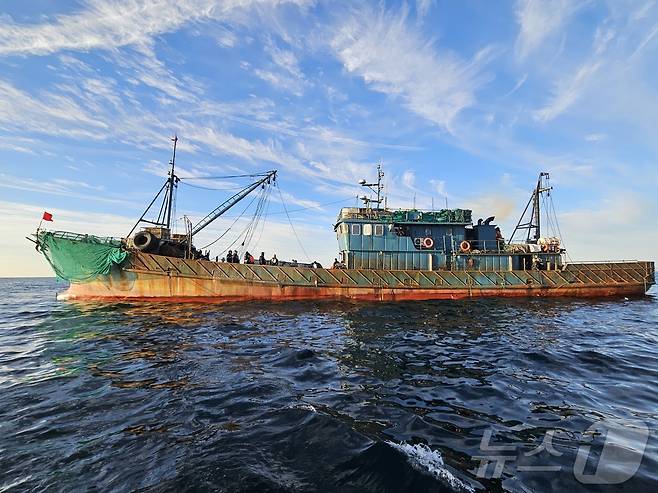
(127, 251, 655, 291)
(39, 230, 124, 247)
(566, 260, 640, 264)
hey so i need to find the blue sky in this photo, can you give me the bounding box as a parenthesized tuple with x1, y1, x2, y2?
(1, 0, 657, 276)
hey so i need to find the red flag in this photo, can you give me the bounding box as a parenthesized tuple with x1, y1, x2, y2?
(42, 211, 53, 222)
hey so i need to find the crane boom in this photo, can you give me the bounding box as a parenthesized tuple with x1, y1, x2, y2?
(190, 170, 276, 237)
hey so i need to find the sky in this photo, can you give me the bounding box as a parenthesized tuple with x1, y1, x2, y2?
(1, 0, 657, 276)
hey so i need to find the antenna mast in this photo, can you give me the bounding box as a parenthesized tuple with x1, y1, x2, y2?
(358, 163, 385, 209)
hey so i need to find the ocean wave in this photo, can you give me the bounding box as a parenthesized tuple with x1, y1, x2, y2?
(387, 441, 474, 492)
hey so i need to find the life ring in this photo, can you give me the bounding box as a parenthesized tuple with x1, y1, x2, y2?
(541, 244, 549, 252)
(422, 237, 434, 249)
(459, 240, 471, 253)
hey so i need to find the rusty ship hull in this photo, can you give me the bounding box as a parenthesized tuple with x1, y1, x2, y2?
(58, 251, 655, 302)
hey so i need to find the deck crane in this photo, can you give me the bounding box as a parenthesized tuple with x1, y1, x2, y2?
(190, 170, 276, 237)
(128, 137, 277, 258)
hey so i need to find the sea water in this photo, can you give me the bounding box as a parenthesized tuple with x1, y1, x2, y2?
(1, 278, 657, 492)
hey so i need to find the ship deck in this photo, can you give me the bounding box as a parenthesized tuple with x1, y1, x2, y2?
(60, 252, 655, 302)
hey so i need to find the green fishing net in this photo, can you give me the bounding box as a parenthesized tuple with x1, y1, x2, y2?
(38, 231, 128, 282)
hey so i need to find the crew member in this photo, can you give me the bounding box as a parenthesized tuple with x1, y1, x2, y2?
(270, 254, 278, 265)
(495, 227, 504, 249)
(258, 252, 266, 265)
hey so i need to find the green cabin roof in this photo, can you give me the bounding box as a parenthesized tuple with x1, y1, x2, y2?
(337, 207, 472, 225)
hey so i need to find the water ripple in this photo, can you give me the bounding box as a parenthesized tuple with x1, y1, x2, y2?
(0, 279, 657, 492)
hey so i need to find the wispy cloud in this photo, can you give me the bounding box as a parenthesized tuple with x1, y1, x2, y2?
(415, 0, 435, 21)
(0, 0, 311, 57)
(254, 40, 308, 95)
(515, 0, 583, 60)
(584, 133, 605, 142)
(331, 4, 492, 132)
(112, 44, 205, 101)
(0, 80, 108, 138)
(0, 173, 126, 205)
(533, 60, 602, 122)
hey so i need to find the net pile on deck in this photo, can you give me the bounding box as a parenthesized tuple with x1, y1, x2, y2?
(38, 231, 128, 282)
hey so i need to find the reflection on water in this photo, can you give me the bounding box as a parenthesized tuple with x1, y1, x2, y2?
(1, 278, 657, 492)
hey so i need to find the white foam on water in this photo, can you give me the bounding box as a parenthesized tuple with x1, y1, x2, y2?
(387, 441, 474, 493)
(291, 402, 317, 413)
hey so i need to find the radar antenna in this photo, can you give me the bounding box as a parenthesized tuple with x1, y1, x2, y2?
(358, 163, 385, 209)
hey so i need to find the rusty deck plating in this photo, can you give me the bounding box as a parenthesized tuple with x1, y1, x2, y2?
(59, 252, 655, 302)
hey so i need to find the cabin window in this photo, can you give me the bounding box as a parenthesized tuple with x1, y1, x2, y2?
(351, 224, 361, 235)
(340, 223, 349, 234)
(363, 224, 372, 235)
(374, 224, 384, 236)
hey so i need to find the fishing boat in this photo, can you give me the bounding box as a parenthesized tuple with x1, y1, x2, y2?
(33, 138, 655, 302)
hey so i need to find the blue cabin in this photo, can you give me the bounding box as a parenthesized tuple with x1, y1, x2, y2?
(334, 207, 563, 272)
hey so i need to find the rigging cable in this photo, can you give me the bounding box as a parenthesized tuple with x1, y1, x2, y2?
(241, 184, 270, 252)
(199, 191, 261, 250)
(156, 188, 167, 225)
(215, 196, 355, 219)
(247, 184, 271, 247)
(541, 194, 557, 238)
(548, 193, 573, 262)
(253, 190, 272, 252)
(179, 182, 248, 192)
(172, 181, 178, 233)
(276, 186, 311, 263)
(213, 185, 270, 256)
(178, 172, 273, 180)
(242, 187, 270, 253)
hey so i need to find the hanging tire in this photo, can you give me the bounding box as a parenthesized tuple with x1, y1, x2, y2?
(460, 240, 471, 253)
(133, 231, 158, 252)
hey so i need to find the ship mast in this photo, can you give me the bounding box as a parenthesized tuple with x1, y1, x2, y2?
(165, 135, 178, 230)
(126, 135, 180, 238)
(127, 136, 275, 245)
(510, 172, 552, 243)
